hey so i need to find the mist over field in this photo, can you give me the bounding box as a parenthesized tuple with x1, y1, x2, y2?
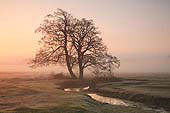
(0, 1, 170, 113)
(0, 55, 170, 75)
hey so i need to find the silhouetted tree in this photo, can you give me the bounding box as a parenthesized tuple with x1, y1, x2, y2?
(30, 9, 119, 79)
(103, 53, 120, 76)
(91, 53, 120, 77)
(70, 18, 109, 79)
(30, 9, 77, 79)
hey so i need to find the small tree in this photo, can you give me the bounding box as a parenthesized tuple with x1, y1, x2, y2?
(102, 53, 120, 76)
(92, 53, 120, 77)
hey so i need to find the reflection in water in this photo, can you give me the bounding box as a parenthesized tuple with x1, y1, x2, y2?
(88, 93, 129, 106)
(83, 86, 90, 90)
(64, 86, 89, 92)
(64, 88, 80, 92)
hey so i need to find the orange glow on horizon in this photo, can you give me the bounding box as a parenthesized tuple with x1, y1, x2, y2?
(0, 0, 170, 73)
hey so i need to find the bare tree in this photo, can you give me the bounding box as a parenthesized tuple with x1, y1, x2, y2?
(91, 53, 120, 77)
(70, 18, 119, 79)
(30, 9, 77, 79)
(101, 53, 120, 76)
(30, 9, 119, 79)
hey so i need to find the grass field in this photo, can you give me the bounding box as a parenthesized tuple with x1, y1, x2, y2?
(93, 73, 170, 111)
(0, 74, 160, 113)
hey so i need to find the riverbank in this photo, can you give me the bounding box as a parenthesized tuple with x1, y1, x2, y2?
(0, 77, 159, 113)
(90, 75, 170, 112)
(55, 74, 170, 112)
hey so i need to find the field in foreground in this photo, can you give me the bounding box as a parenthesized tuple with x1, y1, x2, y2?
(0, 75, 159, 113)
(93, 73, 170, 111)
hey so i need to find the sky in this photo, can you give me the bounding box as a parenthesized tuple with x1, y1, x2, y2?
(0, 0, 170, 73)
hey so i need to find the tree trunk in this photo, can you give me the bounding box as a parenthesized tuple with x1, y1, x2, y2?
(79, 68, 84, 80)
(67, 64, 77, 79)
(64, 31, 77, 79)
(78, 53, 84, 80)
(65, 49, 77, 79)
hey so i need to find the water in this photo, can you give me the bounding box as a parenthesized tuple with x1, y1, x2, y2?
(64, 88, 81, 92)
(88, 93, 130, 106)
(88, 93, 168, 113)
(64, 87, 130, 107)
(64, 86, 89, 92)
